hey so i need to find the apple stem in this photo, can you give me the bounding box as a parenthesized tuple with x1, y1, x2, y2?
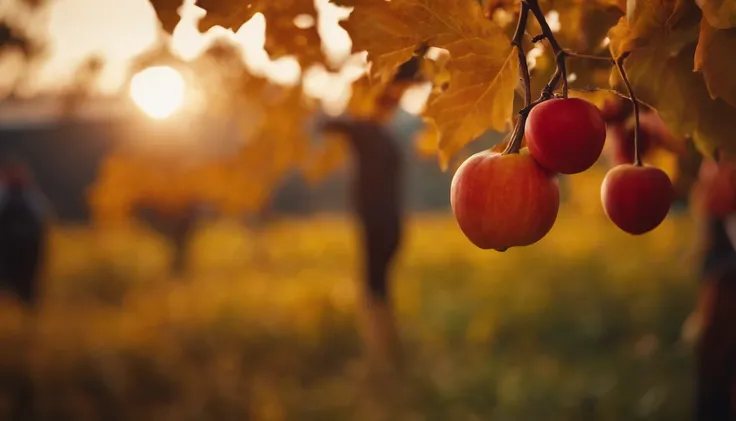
(500, 0, 532, 155)
(502, 115, 526, 154)
(615, 53, 643, 167)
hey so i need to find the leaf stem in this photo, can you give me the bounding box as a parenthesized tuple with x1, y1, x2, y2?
(614, 53, 642, 166)
(502, 0, 531, 155)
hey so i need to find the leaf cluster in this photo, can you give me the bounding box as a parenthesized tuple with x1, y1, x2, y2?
(100, 0, 736, 219)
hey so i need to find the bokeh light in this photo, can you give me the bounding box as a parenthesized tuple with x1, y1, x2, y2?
(129, 65, 186, 119)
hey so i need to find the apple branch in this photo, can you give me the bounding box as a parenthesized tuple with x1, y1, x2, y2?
(502, 0, 531, 155)
(614, 53, 642, 166)
(499, 0, 644, 161)
(525, 0, 568, 98)
(568, 87, 653, 109)
(512, 3, 531, 108)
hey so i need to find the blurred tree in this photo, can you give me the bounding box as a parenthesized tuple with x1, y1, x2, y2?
(688, 152, 736, 421)
(0, 19, 45, 98)
(59, 54, 106, 117)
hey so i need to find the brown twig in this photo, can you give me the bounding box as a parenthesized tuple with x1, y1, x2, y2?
(502, 1, 531, 155)
(525, 0, 568, 98)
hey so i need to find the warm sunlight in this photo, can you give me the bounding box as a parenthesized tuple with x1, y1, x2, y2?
(129, 65, 186, 119)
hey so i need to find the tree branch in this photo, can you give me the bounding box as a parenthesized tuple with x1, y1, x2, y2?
(512, 3, 531, 107)
(524, 0, 568, 98)
(502, 0, 531, 155)
(563, 50, 614, 63)
(567, 87, 653, 110)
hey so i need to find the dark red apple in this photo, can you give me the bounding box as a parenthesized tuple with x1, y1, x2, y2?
(698, 158, 736, 218)
(601, 164, 674, 235)
(598, 96, 633, 124)
(525, 97, 607, 174)
(450, 148, 560, 251)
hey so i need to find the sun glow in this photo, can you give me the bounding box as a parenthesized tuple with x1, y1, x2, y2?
(129, 65, 186, 119)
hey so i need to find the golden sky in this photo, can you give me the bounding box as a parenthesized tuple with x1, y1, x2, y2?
(0, 0, 434, 116)
(13, 0, 160, 95)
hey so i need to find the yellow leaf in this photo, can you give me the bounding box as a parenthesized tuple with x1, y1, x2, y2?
(336, 0, 519, 162)
(694, 18, 736, 107)
(611, 38, 736, 159)
(344, 75, 386, 118)
(301, 131, 349, 185)
(607, 0, 701, 58)
(695, 0, 736, 29)
(414, 118, 440, 160)
(149, 0, 324, 67)
(426, 48, 517, 163)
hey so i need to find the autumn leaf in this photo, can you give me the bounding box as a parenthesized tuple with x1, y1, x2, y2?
(414, 118, 440, 160)
(425, 48, 517, 168)
(333, 0, 519, 164)
(148, 0, 324, 67)
(342, 74, 388, 119)
(695, 0, 736, 28)
(694, 17, 736, 107)
(607, 0, 701, 58)
(301, 130, 349, 186)
(611, 40, 736, 159)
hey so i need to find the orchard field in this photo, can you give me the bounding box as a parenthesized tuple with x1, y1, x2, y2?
(0, 172, 699, 421)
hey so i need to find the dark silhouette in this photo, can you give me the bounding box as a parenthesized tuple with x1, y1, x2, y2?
(695, 225, 736, 421)
(0, 161, 48, 421)
(0, 161, 48, 308)
(691, 155, 736, 421)
(320, 115, 405, 370)
(315, 46, 428, 370)
(135, 203, 200, 277)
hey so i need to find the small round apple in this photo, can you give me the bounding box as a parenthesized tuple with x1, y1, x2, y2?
(698, 158, 736, 218)
(450, 148, 560, 251)
(601, 164, 674, 235)
(525, 97, 607, 174)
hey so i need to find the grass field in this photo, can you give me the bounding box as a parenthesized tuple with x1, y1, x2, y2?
(0, 198, 700, 420)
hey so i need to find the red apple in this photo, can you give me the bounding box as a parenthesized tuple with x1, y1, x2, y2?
(698, 158, 736, 218)
(601, 164, 674, 235)
(450, 148, 560, 251)
(598, 96, 633, 124)
(525, 97, 607, 174)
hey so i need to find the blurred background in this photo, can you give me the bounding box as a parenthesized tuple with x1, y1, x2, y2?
(0, 0, 713, 420)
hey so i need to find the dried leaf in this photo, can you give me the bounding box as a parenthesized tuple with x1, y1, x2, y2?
(611, 40, 736, 159)
(607, 0, 701, 58)
(694, 18, 736, 107)
(149, 0, 323, 67)
(334, 0, 519, 162)
(695, 0, 736, 29)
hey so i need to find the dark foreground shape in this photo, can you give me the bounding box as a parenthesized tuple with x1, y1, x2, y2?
(695, 214, 736, 421)
(0, 166, 47, 307)
(0, 163, 48, 421)
(696, 257, 736, 421)
(322, 117, 405, 370)
(136, 204, 199, 277)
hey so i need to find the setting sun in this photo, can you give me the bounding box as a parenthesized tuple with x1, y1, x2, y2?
(129, 65, 186, 119)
